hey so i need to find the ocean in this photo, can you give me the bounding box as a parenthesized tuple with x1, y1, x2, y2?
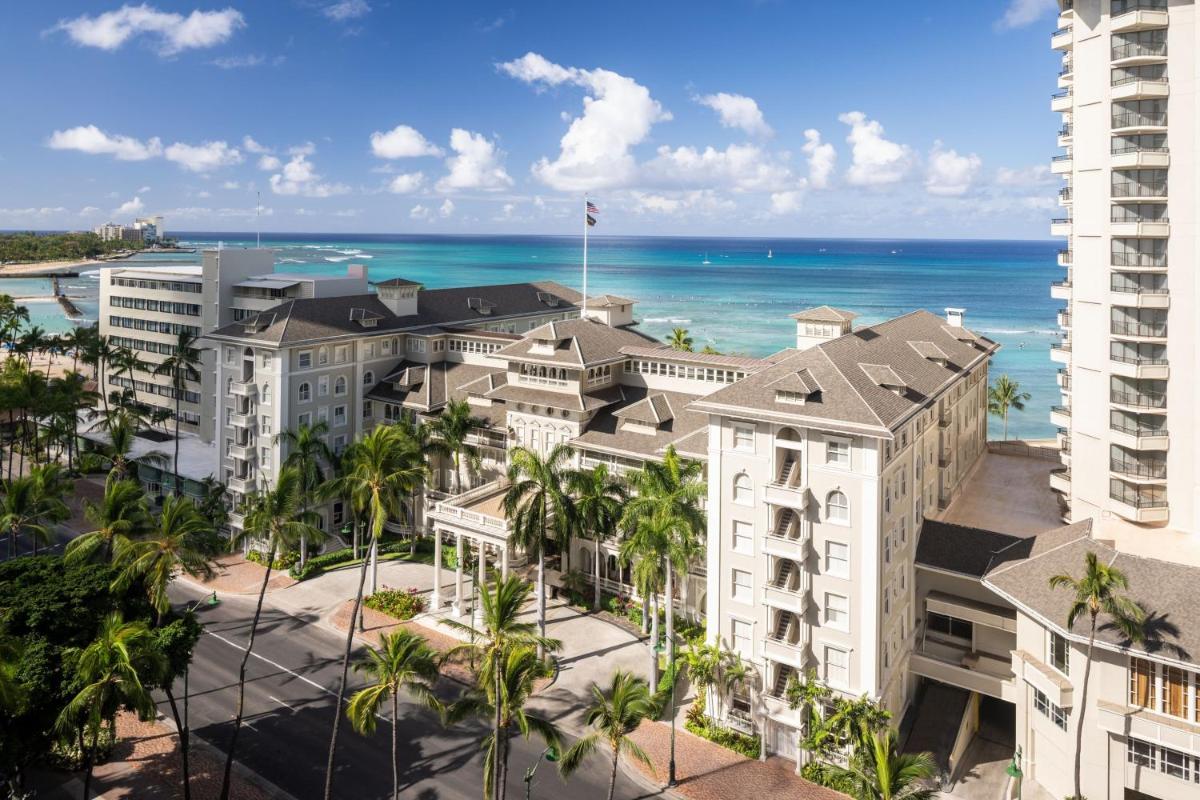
(25, 233, 1063, 440)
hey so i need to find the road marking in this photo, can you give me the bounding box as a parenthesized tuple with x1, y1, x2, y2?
(268, 695, 294, 710)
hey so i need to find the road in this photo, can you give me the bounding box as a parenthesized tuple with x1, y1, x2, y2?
(0, 525, 74, 562)
(173, 583, 663, 800)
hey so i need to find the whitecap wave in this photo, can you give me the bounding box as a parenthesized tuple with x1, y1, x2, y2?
(976, 328, 1059, 336)
(277, 258, 304, 264)
(80, 270, 102, 278)
(324, 256, 352, 263)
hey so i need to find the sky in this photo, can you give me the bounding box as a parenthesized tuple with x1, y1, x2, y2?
(0, 0, 1068, 239)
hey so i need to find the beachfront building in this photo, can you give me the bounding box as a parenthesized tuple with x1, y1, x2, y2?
(1048, 0, 1198, 542)
(695, 307, 998, 761)
(92, 222, 144, 243)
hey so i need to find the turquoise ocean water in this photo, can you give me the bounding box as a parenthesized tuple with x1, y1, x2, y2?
(27, 234, 1063, 440)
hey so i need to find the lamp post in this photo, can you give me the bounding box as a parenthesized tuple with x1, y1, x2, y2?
(655, 635, 678, 787)
(523, 744, 559, 800)
(1005, 745, 1023, 800)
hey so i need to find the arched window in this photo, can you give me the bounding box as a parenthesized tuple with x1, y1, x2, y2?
(261, 382, 271, 404)
(363, 370, 374, 386)
(298, 382, 311, 402)
(826, 490, 849, 524)
(334, 376, 347, 396)
(733, 473, 753, 505)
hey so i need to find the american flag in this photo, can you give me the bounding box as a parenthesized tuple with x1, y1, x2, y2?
(586, 201, 599, 214)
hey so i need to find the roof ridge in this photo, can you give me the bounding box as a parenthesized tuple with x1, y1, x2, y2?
(816, 346, 886, 428)
(985, 523, 1093, 578)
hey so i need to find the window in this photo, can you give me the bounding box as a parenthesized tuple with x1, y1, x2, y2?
(826, 437, 851, 467)
(733, 473, 753, 505)
(318, 347, 329, 366)
(362, 400, 373, 419)
(298, 382, 311, 402)
(298, 412, 311, 428)
(733, 424, 754, 452)
(364, 342, 375, 358)
(334, 376, 347, 396)
(298, 350, 312, 369)
(335, 345, 348, 364)
(318, 376, 329, 396)
(332, 501, 345, 527)
(1163, 665, 1187, 719)
(1127, 738, 1200, 784)
(731, 569, 752, 604)
(333, 434, 347, 455)
(1128, 739, 1156, 770)
(824, 646, 848, 687)
(825, 541, 849, 578)
(825, 593, 849, 630)
(732, 520, 753, 554)
(1033, 688, 1068, 731)
(317, 406, 329, 424)
(927, 612, 973, 643)
(732, 619, 753, 658)
(363, 370, 374, 386)
(1049, 632, 1069, 676)
(826, 490, 849, 523)
(333, 405, 347, 427)
(1130, 657, 1156, 708)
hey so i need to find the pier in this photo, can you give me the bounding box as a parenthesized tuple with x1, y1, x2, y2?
(51, 276, 83, 319)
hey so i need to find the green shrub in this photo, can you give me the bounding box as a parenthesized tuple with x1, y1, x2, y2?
(801, 761, 859, 795)
(245, 549, 296, 571)
(46, 725, 116, 770)
(684, 714, 760, 759)
(364, 587, 426, 620)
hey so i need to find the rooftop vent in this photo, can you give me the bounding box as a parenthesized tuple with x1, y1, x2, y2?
(241, 312, 275, 333)
(768, 368, 821, 405)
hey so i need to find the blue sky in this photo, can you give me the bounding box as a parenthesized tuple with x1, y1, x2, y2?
(1, 0, 1066, 238)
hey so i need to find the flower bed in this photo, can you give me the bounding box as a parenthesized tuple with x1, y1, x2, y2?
(289, 539, 436, 580)
(245, 549, 298, 571)
(364, 587, 426, 620)
(683, 695, 761, 759)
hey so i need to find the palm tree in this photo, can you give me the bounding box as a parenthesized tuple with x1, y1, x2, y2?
(112, 495, 215, 623)
(319, 424, 424, 800)
(277, 420, 334, 570)
(620, 512, 669, 688)
(559, 670, 657, 800)
(65, 473, 152, 563)
(219, 467, 324, 800)
(828, 728, 936, 800)
(1049, 551, 1146, 799)
(566, 463, 628, 610)
(78, 330, 115, 420)
(987, 374, 1031, 441)
(93, 416, 167, 480)
(0, 464, 69, 559)
(621, 445, 706, 666)
(431, 398, 485, 494)
(153, 331, 204, 493)
(392, 414, 449, 551)
(346, 630, 442, 800)
(504, 444, 576, 658)
(666, 328, 694, 352)
(108, 346, 150, 413)
(56, 613, 165, 800)
(443, 576, 561, 800)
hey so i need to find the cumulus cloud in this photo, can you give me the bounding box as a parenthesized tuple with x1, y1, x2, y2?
(258, 155, 281, 171)
(47, 125, 162, 161)
(387, 172, 425, 194)
(996, 164, 1055, 186)
(0, 207, 69, 218)
(164, 140, 243, 172)
(439, 199, 455, 218)
(925, 142, 982, 196)
(114, 196, 144, 215)
(435, 129, 513, 192)
(53, 4, 245, 56)
(642, 143, 799, 193)
(695, 92, 772, 137)
(499, 52, 671, 191)
(269, 147, 350, 197)
(996, 0, 1057, 30)
(801, 129, 836, 189)
(80, 206, 102, 215)
(370, 125, 443, 159)
(136, 185, 151, 194)
(838, 111, 912, 186)
(222, 180, 240, 189)
(242, 136, 269, 154)
(630, 190, 735, 216)
(409, 204, 431, 221)
(770, 191, 804, 215)
(322, 0, 371, 21)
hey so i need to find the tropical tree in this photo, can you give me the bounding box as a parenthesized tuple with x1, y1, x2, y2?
(91, 416, 166, 480)
(987, 374, 1031, 442)
(443, 576, 561, 800)
(666, 328, 694, 352)
(431, 398, 485, 493)
(1049, 551, 1146, 800)
(112, 495, 215, 623)
(504, 444, 576, 658)
(619, 512, 669, 687)
(0, 464, 69, 559)
(392, 414, 450, 551)
(65, 473, 152, 564)
(559, 670, 657, 800)
(319, 424, 424, 800)
(152, 331, 204, 491)
(56, 613, 165, 800)
(827, 728, 936, 800)
(78, 330, 115, 421)
(566, 462, 628, 610)
(108, 346, 150, 412)
(346, 630, 442, 800)
(219, 467, 325, 800)
(277, 420, 334, 570)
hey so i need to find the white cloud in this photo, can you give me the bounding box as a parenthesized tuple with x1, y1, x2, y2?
(838, 111, 912, 186)
(136, 185, 151, 194)
(370, 125, 443, 159)
(409, 204, 431, 221)
(269, 148, 350, 197)
(196, 190, 211, 198)
(114, 195, 144, 215)
(322, 0, 371, 21)
(79, 206, 102, 215)
(499, 52, 671, 191)
(770, 191, 803, 215)
(435, 129, 513, 192)
(164, 140, 243, 173)
(996, 0, 1057, 30)
(642, 143, 799, 193)
(47, 125, 162, 161)
(242, 136, 269, 154)
(925, 142, 982, 196)
(996, 164, 1055, 186)
(801, 129, 836, 189)
(387, 172, 425, 194)
(0, 207, 69, 218)
(630, 190, 735, 216)
(695, 92, 772, 137)
(212, 54, 264, 69)
(333, 209, 361, 218)
(53, 5, 245, 56)
(222, 180, 240, 189)
(439, 199, 455, 218)
(258, 155, 281, 171)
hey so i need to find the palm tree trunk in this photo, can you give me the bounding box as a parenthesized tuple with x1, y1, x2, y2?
(607, 750, 619, 800)
(641, 594, 649, 635)
(1073, 618, 1097, 800)
(665, 561, 675, 667)
(323, 521, 374, 800)
(536, 551, 546, 660)
(164, 682, 192, 800)
(172, 388, 181, 496)
(219, 547, 275, 800)
(593, 537, 602, 611)
(650, 594, 660, 689)
(391, 692, 399, 800)
(492, 666, 503, 800)
(81, 725, 98, 800)
(1003, 409, 1009, 442)
(370, 538, 379, 596)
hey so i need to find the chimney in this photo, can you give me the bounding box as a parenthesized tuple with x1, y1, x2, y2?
(346, 264, 368, 280)
(945, 307, 966, 328)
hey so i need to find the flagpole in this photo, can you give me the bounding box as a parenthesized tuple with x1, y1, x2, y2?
(582, 195, 589, 319)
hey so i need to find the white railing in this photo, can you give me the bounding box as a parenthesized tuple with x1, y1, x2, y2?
(517, 374, 569, 388)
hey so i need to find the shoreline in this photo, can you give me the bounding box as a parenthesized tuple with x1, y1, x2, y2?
(0, 259, 95, 277)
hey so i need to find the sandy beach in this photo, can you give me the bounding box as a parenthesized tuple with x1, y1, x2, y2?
(0, 259, 100, 277)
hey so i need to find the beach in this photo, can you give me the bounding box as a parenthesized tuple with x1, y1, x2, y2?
(0, 258, 98, 276)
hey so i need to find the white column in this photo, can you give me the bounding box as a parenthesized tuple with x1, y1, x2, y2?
(474, 541, 488, 626)
(433, 528, 442, 610)
(453, 533, 464, 616)
(501, 543, 509, 580)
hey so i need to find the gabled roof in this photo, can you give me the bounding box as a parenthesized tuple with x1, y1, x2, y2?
(618, 345, 773, 371)
(373, 278, 422, 288)
(767, 368, 821, 395)
(584, 294, 636, 308)
(614, 393, 675, 426)
(915, 520, 1023, 578)
(860, 363, 908, 390)
(494, 317, 659, 367)
(789, 305, 858, 323)
(572, 387, 709, 463)
(909, 341, 950, 361)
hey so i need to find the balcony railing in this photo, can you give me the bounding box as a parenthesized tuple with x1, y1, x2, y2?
(1111, 42, 1167, 61)
(1112, 112, 1168, 128)
(1112, 0, 1167, 13)
(1051, 280, 1072, 290)
(1051, 27, 1072, 39)
(1109, 488, 1168, 509)
(1111, 277, 1168, 294)
(1112, 252, 1167, 268)
(1059, 125, 1072, 138)
(1111, 320, 1167, 337)
(1110, 390, 1167, 409)
(1112, 142, 1169, 155)
(1051, 89, 1072, 100)
(1051, 154, 1072, 162)
(1110, 459, 1167, 479)
(1112, 210, 1169, 224)
(1110, 420, 1168, 438)
(1060, 188, 1072, 201)
(1058, 249, 1072, 264)
(1051, 405, 1072, 418)
(1050, 217, 1072, 225)
(1111, 180, 1168, 197)
(1110, 351, 1168, 366)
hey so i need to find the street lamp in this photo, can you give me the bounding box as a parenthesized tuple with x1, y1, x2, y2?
(1005, 745, 1023, 800)
(655, 633, 678, 788)
(523, 743, 559, 799)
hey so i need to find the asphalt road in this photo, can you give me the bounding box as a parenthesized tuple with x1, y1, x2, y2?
(172, 583, 663, 800)
(0, 525, 74, 562)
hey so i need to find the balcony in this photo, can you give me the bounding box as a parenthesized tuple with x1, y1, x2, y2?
(1110, 216, 1170, 238)
(910, 639, 1014, 701)
(228, 442, 256, 462)
(227, 511, 245, 529)
(1111, 145, 1169, 169)
(230, 380, 257, 398)
(1111, 41, 1167, 65)
(1057, 369, 1070, 391)
(229, 411, 254, 430)
(1049, 217, 1073, 237)
(1050, 90, 1073, 113)
(1107, 491, 1169, 523)
(427, 480, 512, 544)
(1111, 252, 1167, 272)
(1050, 405, 1072, 429)
(227, 475, 254, 495)
(1057, 249, 1072, 267)
(1110, 4, 1170, 35)
(1050, 26, 1072, 50)
(1057, 310, 1072, 330)
(1050, 154, 1073, 175)
(1111, 112, 1168, 133)
(1109, 282, 1169, 310)
(763, 531, 808, 561)
(938, 448, 953, 469)
(763, 583, 808, 616)
(1058, 187, 1072, 206)
(1049, 341, 1071, 364)
(1110, 458, 1167, 483)
(1111, 320, 1167, 342)
(763, 481, 809, 512)
(1012, 650, 1073, 709)
(1057, 125, 1073, 147)
(1109, 421, 1169, 452)
(762, 635, 806, 670)
(1111, 78, 1169, 102)
(1049, 467, 1072, 494)
(1111, 180, 1167, 201)
(1110, 389, 1167, 412)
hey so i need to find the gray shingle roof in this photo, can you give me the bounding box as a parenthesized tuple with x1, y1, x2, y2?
(495, 318, 659, 366)
(915, 520, 1023, 578)
(366, 361, 496, 413)
(585, 294, 636, 308)
(618, 345, 774, 371)
(572, 387, 708, 462)
(789, 305, 858, 323)
(483, 382, 625, 413)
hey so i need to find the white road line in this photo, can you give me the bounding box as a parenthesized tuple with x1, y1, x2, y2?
(268, 695, 294, 710)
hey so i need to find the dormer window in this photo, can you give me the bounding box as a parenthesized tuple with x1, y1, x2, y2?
(769, 367, 821, 405)
(536, 291, 560, 308)
(909, 341, 950, 367)
(467, 297, 495, 316)
(860, 364, 908, 396)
